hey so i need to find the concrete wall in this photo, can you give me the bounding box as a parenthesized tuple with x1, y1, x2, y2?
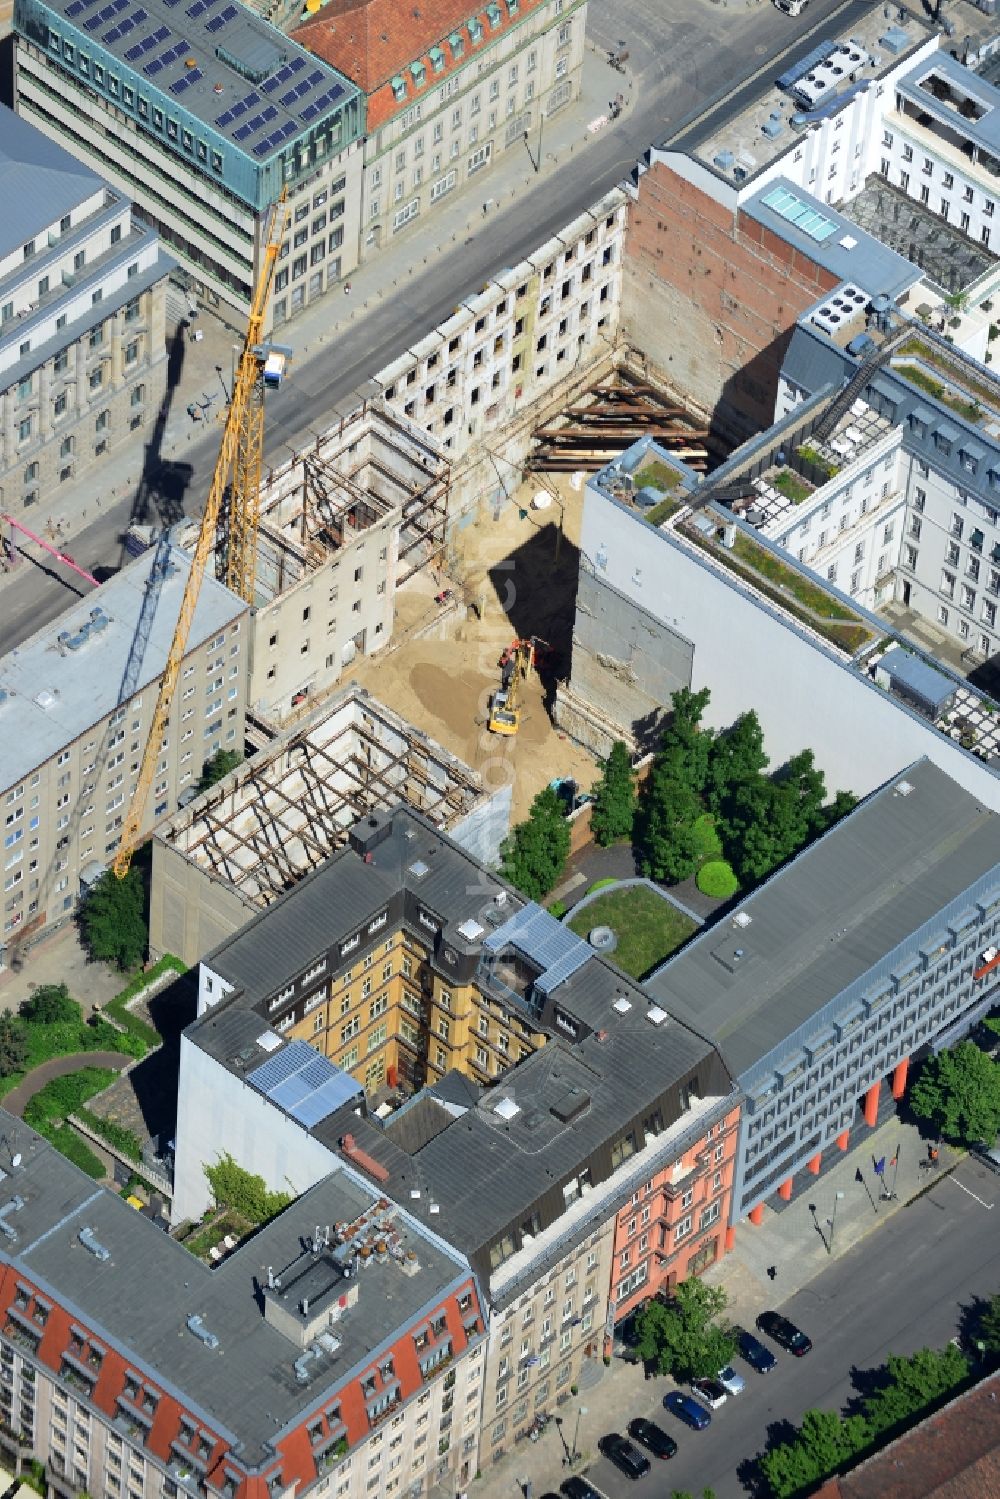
(172, 1031, 336, 1222)
(149, 837, 255, 966)
(449, 782, 512, 869)
(557, 484, 1000, 808)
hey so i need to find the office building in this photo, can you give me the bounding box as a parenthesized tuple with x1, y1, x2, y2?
(14, 0, 364, 321)
(0, 545, 248, 961)
(646, 758, 1000, 1224)
(0, 103, 171, 512)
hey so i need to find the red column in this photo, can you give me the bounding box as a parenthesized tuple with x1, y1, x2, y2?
(724, 1226, 735, 1252)
(807, 1153, 822, 1175)
(777, 1177, 793, 1201)
(836, 1130, 849, 1151)
(891, 1056, 909, 1101)
(748, 1203, 764, 1226)
(863, 1080, 881, 1127)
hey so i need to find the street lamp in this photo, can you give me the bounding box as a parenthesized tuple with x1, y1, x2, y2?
(570, 1405, 587, 1465)
(827, 1191, 845, 1256)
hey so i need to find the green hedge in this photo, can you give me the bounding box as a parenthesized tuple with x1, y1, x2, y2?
(23, 1068, 119, 1178)
(696, 860, 739, 900)
(104, 954, 187, 1048)
(76, 1108, 143, 1163)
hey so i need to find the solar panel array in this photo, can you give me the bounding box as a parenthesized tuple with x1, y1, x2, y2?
(760, 184, 838, 243)
(246, 1038, 360, 1130)
(57, 0, 353, 158)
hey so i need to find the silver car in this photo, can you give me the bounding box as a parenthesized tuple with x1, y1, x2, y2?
(717, 1363, 746, 1396)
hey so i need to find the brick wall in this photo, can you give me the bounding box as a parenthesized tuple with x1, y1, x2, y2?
(622, 162, 840, 441)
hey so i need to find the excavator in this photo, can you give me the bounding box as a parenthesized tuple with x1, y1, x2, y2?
(488, 637, 546, 735)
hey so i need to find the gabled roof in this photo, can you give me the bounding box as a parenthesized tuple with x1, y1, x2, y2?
(293, 0, 477, 93)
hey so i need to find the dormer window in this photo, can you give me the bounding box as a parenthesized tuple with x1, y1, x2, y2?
(391, 75, 406, 101)
(486, 1, 501, 25)
(410, 60, 426, 87)
(449, 31, 464, 57)
(469, 16, 483, 43)
(429, 45, 445, 73)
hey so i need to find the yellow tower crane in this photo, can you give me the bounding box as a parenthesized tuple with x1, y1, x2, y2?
(112, 191, 290, 879)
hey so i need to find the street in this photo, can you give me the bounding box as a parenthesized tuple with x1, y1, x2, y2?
(0, 0, 872, 654)
(536, 1156, 1000, 1499)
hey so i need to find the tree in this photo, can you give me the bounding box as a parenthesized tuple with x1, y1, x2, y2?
(909, 1042, 1000, 1145)
(862, 1346, 969, 1437)
(632, 1280, 735, 1382)
(0, 1015, 28, 1078)
(500, 787, 571, 902)
(656, 687, 713, 797)
(589, 741, 636, 846)
(205, 1153, 292, 1224)
(977, 1292, 1000, 1357)
(636, 766, 703, 885)
(79, 868, 148, 972)
(759, 1410, 871, 1499)
(18, 983, 79, 1026)
(197, 748, 242, 793)
(705, 709, 768, 816)
(772, 749, 829, 850)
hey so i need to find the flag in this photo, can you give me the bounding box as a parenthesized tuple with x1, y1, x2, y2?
(889, 1153, 898, 1168)
(874, 1156, 886, 1176)
(854, 1168, 864, 1183)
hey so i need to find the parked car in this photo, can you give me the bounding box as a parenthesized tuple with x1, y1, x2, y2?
(562, 1480, 602, 1499)
(756, 1310, 812, 1357)
(627, 1418, 678, 1460)
(664, 1390, 712, 1431)
(717, 1363, 746, 1396)
(598, 1433, 651, 1480)
(971, 1140, 1000, 1174)
(733, 1325, 777, 1373)
(690, 1377, 727, 1409)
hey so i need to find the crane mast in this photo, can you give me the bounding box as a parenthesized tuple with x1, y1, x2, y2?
(111, 191, 289, 879)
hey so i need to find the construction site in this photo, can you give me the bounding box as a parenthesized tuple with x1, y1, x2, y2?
(149, 685, 509, 965)
(234, 399, 450, 723)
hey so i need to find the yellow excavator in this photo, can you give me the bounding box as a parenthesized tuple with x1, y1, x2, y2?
(488, 637, 544, 735)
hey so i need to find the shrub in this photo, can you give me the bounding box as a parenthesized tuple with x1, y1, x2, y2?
(547, 900, 568, 919)
(696, 860, 739, 900)
(77, 1109, 143, 1163)
(104, 954, 186, 1049)
(586, 877, 618, 895)
(205, 1153, 292, 1224)
(18, 983, 79, 1025)
(691, 814, 723, 859)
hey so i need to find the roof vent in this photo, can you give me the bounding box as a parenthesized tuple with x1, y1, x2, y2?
(186, 1314, 220, 1350)
(256, 1031, 282, 1053)
(78, 1225, 110, 1262)
(493, 1095, 520, 1121)
(646, 1005, 668, 1026)
(733, 912, 752, 929)
(0, 1196, 25, 1242)
(895, 779, 915, 796)
(408, 860, 429, 879)
(612, 996, 632, 1014)
(34, 689, 56, 710)
(457, 918, 485, 941)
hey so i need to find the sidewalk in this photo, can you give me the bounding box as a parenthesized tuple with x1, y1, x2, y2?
(466, 1114, 959, 1499)
(1, 44, 634, 579)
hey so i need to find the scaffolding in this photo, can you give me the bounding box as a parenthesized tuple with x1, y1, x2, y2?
(158, 687, 489, 909)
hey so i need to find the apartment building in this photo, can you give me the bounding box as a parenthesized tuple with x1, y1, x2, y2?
(173, 804, 738, 1458)
(293, 0, 585, 263)
(0, 104, 171, 513)
(376, 188, 625, 465)
(0, 1121, 487, 1499)
(646, 758, 1000, 1222)
(0, 545, 247, 961)
(879, 52, 1000, 255)
(13, 0, 364, 321)
(769, 307, 1000, 670)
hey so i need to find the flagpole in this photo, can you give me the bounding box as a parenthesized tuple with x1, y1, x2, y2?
(889, 1143, 900, 1201)
(855, 1166, 878, 1213)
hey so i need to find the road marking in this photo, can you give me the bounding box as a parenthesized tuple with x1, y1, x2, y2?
(947, 1176, 994, 1209)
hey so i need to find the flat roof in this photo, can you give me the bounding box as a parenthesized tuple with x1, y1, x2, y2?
(0, 545, 246, 792)
(742, 178, 922, 300)
(672, 6, 934, 188)
(26, 0, 361, 160)
(898, 50, 1000, 157)
(0, 102, 103, 256)
(645, 759, 1000, 1080)
(0, 1124, 468, 1470)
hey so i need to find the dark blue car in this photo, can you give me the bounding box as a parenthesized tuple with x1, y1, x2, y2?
(664, 1390, 711, 1430)
(734, 1325, 777, 1373)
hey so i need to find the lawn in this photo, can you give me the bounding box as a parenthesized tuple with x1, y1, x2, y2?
(771, 468, 813, 505)
(894, 362, 981, 423)
(569, 885, 697, 980)
(633, 460, 682, 492)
